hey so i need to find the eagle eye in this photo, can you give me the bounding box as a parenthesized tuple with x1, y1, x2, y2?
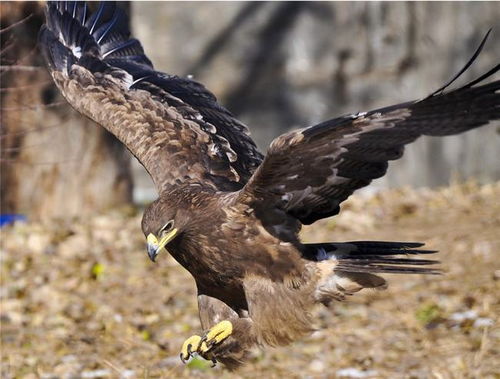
(159, 220, 174, 236)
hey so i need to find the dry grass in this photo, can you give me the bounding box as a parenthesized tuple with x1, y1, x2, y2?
(1, 182, 499, 378)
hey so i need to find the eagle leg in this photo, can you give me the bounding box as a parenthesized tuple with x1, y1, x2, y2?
(179, 294, 257, 369)
(179, 320, 234, 364)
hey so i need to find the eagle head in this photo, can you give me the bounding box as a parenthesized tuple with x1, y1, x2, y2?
(142, 197, 183, 262)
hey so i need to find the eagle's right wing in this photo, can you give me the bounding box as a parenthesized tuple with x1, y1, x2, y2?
(39, 2, 263, 193)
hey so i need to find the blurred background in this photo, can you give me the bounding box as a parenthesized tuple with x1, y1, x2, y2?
(1, 1, 499, 220)
(1, 2, 499, 378)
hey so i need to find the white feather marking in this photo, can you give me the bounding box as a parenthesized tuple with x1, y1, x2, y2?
(71, 46, 82, 58)
(121, 73, 134, 89)
(281, 193, 292, 202)
(130, 76, 150, 88)
(316, 247, 330, 260)
(209, 143, 219, 155)
(225, 147, 238, 162)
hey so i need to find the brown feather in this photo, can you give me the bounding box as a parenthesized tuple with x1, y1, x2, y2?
(243, 75, 499, 224)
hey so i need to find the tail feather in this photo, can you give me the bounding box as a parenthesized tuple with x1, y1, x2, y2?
(310, 241, 441, 305)
(335, 263, 441, 275)
(306, 240, 440, 273)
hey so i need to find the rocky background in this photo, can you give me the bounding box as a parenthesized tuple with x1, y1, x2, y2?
(1, 2, 133, 220)
(1, 2, 499, 217)
(132, 2, 500, 199)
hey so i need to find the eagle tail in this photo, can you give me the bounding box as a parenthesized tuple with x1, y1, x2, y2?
(309, 241, 440, 305)
(308, 240, 440, 274)
(39, 1, 152, 75)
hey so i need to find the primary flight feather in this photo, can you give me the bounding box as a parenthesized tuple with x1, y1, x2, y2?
(39, 1, 499, 369)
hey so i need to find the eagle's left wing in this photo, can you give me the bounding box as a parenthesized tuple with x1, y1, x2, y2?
(39, 2, 263, 193)
(242, 43, 499, 225)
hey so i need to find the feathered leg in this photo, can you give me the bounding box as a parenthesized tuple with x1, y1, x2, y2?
(180, 294, 256, 370)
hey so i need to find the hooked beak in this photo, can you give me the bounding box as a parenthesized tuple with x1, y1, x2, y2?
(146, 229, 178, 262)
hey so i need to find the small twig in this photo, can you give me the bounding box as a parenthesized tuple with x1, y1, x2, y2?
(0, 123, 69, 140)
(100, 358, 125, 376)
(0, 35, 17, 58)
(0, 157, 82, 166)
(0, 13, 34, 34)
(1, 100, 66, 111)
(0, 142, 50, 152)
(16, 46, 41, 65)
(0, 46, 42, 80)
(473, 325, 490, 377)
(0, 65, 44, 72)
(0, 80, 53, 92)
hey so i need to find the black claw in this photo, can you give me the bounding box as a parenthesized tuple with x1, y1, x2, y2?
(200, 333, 219, 350)
(211, 358, 217, 368)
(180, 343, 194, 364)
(200, 335, 215, 350)
(200, 334, 208, 344)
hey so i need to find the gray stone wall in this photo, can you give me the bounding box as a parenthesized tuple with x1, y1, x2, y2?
(131, 2, 500, 201)
(0, 2, 133, 219)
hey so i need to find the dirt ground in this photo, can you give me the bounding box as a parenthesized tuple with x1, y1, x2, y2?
(1, 182, 499, 378)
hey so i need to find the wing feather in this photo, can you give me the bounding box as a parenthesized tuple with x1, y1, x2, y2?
(243, 40, 500, 224)
(39, 1, 262, 192)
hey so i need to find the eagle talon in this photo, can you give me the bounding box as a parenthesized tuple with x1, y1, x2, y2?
(180, 321, 233, 365)
(199, 320, 233, 353)
(180, 335, 202, 364)
(200, 334, 215, 349)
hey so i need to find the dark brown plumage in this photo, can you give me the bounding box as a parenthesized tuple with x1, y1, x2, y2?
(39, 2, 499, 369)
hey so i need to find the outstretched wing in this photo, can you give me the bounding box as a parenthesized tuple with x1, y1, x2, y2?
(39, 1, 263, 192)
(243, 36, 500, 225)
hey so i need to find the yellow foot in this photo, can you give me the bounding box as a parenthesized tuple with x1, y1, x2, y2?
(179, 320, 233, 365)
(200, 320, 233, 352)
(180, 335, 202, 363)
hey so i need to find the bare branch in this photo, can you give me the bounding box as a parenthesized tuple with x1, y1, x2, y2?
(0, 46, 42, 81)
(0, 123, 70, 140)
(0, 65, 44, 72)
(0, 157, 82, 166)
(1, 101, 66, 111)
(0, 13, 34, 34)
(0, 34, 16, 58)
(0, 80, 53, 92)
(0, 142, 52, 152)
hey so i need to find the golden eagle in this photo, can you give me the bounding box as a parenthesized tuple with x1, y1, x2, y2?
(39, 1, 499, 369)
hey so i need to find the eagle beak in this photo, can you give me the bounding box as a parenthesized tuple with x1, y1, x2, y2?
(146, 229, 178, 262)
